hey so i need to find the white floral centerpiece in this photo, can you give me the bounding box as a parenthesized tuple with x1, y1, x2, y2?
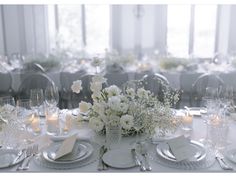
(71, 74, 180, 137)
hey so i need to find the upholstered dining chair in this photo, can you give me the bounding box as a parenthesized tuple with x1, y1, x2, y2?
(141, 73, 172, 103)
(17, 73, 55, 99)
(191, 73, 225, 107)
(0, 72, 14, 98)
(59, 69, 87, 109)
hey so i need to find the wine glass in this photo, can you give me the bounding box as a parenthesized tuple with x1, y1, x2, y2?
(0, 96, 16, 124)
(45, 86, 59, 107)
(16, 99, 32, 129)
(30, 89, 44, 117)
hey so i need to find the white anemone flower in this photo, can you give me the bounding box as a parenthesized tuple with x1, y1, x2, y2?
(71, 80, 83, 94)
(120, 115, 134, 130)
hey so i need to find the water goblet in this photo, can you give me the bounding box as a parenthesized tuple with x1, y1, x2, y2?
(30, 89, 44, 117)
(45, 86, 59, 107)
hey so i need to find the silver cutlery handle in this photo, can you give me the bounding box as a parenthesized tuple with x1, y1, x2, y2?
(216, 157, 233, 170)
(143, 154, 152, 171)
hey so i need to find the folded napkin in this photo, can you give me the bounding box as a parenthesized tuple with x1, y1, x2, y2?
(167, 135, 198, 161)
(52, 134, 77, 160)
(49, 128, 95, 142)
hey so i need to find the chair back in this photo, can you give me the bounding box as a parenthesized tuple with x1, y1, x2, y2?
(191, 73, 225, 106)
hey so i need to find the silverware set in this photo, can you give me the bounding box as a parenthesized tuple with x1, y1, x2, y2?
(97, 145, 108, 171)
(16, 144, 38, 171)
(132, 142, 152, 171)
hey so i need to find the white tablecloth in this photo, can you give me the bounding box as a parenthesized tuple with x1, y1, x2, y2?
(1, 117, 236, 172)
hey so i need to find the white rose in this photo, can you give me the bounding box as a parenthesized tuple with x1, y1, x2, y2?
(91, 92, 102, 102)
(71, 80, 83, 94)
(93, 102, 105, 115)
(108, 96, 121, 111)
(120, 115, 134, 130)
(105, 85, 121, 97)
(92, 75, 107, 83)
(90, 82, 103, 93)
(79, 101, 92, 113)
(89, 117, 104, 132)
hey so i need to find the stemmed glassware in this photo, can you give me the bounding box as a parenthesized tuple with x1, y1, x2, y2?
(30, 89, 44, 117)
(45, 86, 59, 107)
(199, 86, 220, 145)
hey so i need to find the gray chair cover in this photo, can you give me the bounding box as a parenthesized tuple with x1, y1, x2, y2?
(17, 73, 55, 99)
(191, 73, 225, 107)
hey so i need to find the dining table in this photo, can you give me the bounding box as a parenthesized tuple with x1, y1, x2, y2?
(0, 111, 236, 173)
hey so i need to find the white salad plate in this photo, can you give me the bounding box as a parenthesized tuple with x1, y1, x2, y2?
(102, 148, 136, 169)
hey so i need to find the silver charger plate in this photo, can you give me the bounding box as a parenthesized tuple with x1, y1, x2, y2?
(42, 141, 93, 164)
(34, 140, 100, 170)
(149, 140, 216, 170)
(156, 140, 206, 163)
(0, 149, 26, 168)
(102, 148, 136, 169)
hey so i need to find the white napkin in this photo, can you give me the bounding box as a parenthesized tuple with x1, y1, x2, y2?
(52, 134, 77, 160)
(167, 135, 198, 161)
(49, 128, 95, 142)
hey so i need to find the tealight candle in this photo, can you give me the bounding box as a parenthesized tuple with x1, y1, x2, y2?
(46, 112, 60, 135)
(63, 114, 72, 132)
(182, 115, 193, 125)
(210, 115, 222, 126)
(31, 114, 41, 133)
(182, 112, 193, 131)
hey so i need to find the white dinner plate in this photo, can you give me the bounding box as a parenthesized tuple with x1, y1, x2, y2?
(226, 149, 236, 164)
(156, 140, 206, 162)
(102, 148, 136, 169)
(42, 141, 93, 164)
(0, 149, 26, 168)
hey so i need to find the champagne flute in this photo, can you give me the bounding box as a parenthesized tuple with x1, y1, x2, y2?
(45, 86, 59, 107)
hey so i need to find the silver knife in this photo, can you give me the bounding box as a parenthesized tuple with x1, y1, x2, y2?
(11, 149, 25, 165)
(131, 148, 146, 171)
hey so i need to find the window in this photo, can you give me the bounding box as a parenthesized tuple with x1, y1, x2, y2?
(56, 5, 110, 55)
(167, 5, 217, 58)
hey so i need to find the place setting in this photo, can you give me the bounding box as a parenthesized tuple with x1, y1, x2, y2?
(34, 133, 100, 170)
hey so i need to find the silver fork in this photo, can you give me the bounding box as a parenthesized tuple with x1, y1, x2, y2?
(139, 143, 152, 171)
(16, 146, 33, 171)
(215, 151, 233, 171)
(22, 145, 38, 170)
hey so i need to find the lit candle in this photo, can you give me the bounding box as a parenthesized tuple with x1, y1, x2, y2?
(210, 115, 221, 126)
(31, 114, 41, 133)
(182, 114, 193, 125)
(63, 114, 72, 132)
(46, 113, 60, 134)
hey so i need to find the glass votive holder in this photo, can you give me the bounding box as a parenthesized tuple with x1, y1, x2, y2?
(105, 121, 121, 150)
(45, 107, 60, 135)
(181, 111, 193, 131)
(62, 113, 73, 133)
(28, 113, 41, 134)
(207, 116, 229, 150)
